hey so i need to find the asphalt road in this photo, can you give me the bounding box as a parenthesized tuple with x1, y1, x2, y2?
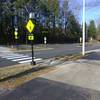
(0, 78, 87, 100)
(0, 43, 100, 67)
(18, 43, 100, 59)
(1, 78, 100, 100)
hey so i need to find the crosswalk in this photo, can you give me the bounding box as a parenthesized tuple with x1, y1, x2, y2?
(0, 52, 43, 64)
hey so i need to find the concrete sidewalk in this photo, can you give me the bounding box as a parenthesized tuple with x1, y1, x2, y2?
(0, 46, 11, 52)
(41, 59, 100, 91)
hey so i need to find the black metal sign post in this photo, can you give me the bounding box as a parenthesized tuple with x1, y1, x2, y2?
(31, 35, 36, 65)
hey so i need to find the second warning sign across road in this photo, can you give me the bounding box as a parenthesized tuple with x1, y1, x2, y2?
(26, 19, 35, 33)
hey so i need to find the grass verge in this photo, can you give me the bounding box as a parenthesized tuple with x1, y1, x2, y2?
(0, 64, 55, 89)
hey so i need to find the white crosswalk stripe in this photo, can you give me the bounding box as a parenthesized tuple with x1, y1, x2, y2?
(0, 53, 43, 64)
(19, 58, 42, 64)
(2, 55, 29, 59)
(12, 57, 32, 61)
(5, 56, 29, 60)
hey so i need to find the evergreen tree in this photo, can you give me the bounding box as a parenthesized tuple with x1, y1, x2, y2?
(88, 20, 96, 38)
(96, 23, 100, 40)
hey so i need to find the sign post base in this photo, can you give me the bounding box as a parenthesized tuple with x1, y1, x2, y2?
(31, 61, 36, 65)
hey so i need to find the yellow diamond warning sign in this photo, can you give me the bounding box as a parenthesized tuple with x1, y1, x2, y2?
(14, 31, 18, 36)
(26, 20, 35, 33)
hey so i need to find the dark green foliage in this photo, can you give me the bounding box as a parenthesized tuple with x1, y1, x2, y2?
(0, 0, 81, 44)
(88, 20, 96, 38)
(66, 12, 81, 39)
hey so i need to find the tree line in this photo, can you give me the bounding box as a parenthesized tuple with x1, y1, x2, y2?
(85, 20, 100, 41)
(0, 0, 99, 45)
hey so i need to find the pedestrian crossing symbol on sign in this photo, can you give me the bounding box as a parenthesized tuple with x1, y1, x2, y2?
(26, 19, 35, 33)
(28, 34, 34, 40)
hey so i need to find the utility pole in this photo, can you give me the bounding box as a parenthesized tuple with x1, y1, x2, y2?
(82, 0, 85, 56)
